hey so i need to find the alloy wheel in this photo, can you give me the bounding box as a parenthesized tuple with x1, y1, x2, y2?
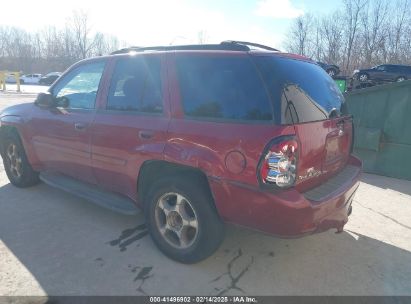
(359, 74, 368, 82)
(6, 143, 23, 179)
(154, 192, 199, 249)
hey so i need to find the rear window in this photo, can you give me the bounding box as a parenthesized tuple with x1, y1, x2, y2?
(176, 56, 273, 122)
(254, 56, 346, 124)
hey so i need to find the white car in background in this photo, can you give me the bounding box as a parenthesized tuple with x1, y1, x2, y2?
(5, 73, 20, 83)
(20, 74, 42, 84)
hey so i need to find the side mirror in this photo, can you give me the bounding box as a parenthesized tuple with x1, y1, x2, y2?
(35, 92, 55, 108)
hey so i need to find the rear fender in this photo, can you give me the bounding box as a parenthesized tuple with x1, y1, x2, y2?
(163, 139, 225, 178)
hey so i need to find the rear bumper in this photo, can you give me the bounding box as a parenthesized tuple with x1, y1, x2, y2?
(209, 155, 362, 237)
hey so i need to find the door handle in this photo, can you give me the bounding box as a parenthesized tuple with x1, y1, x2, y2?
(139, 130, 154, 139)
(74, 122, 87, 130)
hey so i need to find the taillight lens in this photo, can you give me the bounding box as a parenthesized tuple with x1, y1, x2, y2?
(259, 136, 298, 188)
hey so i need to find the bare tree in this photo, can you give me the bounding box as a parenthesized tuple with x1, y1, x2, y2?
(342, 0, 368, 71)
(386, 0, 410, 62)
(360, 0, 389, 66)
(311, 16, 323, 61)
(286, 14, 314, 56)
(197, 30, 209, 44)
(70, 10, 97, 59)
(321, 11, 344, 64)
(93, 33, 120, 56)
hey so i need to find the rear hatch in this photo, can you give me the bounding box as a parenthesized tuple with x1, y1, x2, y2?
(254, 54, 352, 191)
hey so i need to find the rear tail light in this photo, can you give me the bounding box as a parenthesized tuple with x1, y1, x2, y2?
(259, 136, 299, 189)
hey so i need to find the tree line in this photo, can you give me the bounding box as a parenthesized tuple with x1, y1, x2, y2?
(2, 1, 410, 76)
(285, 0, 411, 74)
(0, 11, 125, 74)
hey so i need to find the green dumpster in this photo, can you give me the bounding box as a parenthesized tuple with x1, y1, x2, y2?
(334, 76, 347, 93)
(345, 80, 411, 181)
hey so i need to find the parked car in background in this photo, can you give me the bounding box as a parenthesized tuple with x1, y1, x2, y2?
(39, 72, 62, 85)
(356, 64, 411, 83)
(5, 73, 18, 83)
(0, 41, 361, 263)
(19, 74, 42, 84)
(317, 62, 340, 77)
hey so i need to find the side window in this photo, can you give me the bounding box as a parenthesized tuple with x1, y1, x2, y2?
(106, 56, 163, 113)
(176, 56, 273, 121)
(385, 66, 395, 72)
(52, 61, 106, 109)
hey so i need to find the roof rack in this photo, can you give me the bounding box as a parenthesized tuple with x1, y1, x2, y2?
(110, 40, 279, 55)
(220, 40, 280, 52)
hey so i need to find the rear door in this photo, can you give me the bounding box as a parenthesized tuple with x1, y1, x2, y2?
(254, 54, 352, 192)
(90, 54, 170, 200)
(373, 65, 388, 81)
(383, 65, 399, 81)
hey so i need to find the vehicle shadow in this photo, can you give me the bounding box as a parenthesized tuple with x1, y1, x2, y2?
(0, 181, 410, 296)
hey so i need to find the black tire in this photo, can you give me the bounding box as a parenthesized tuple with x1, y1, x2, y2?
(2, 131, 40, 188)
(144, 175, 224, 263)
(358, 73, 368, 82)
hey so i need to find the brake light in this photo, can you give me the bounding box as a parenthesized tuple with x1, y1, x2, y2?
(259, 137, 299, 188)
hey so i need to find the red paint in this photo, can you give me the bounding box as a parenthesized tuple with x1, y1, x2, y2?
(0, 49, 361, 237)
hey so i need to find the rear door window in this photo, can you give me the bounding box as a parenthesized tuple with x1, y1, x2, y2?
(176, 56, 273, 122)
(254, 56, 346, 124)
(385, 66, 396, 72)
(106, 56, 163, 114)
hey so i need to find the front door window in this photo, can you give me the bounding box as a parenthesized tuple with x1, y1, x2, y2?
(52, 61, 106, 110)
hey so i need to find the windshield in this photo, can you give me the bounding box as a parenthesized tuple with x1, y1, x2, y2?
(254, 56, 346, 124)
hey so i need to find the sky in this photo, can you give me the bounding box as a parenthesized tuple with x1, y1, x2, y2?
(1, 0, 344, 50)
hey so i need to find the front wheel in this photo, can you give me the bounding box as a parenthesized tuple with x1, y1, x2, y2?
(2, 132, 40, 187)
(359, 73, 368, 82)
(145, 175, 224, 263)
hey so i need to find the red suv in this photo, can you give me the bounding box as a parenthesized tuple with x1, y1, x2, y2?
(0, 41, 361, 263)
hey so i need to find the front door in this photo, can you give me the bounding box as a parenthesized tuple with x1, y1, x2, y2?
(30, 60, 107, 184)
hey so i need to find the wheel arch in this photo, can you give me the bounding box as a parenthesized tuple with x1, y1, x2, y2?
(137, 160, 218, 212)
(0, 125, 20, 157)
(0, 121, 39, 169)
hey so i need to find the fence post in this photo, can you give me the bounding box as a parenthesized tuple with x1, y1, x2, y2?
(16, 72, 21, 92)
(0, 71, 5, 91)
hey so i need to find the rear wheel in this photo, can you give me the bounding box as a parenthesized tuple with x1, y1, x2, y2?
(2, 132, 40, 187)
(144, 175, 224, 263)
